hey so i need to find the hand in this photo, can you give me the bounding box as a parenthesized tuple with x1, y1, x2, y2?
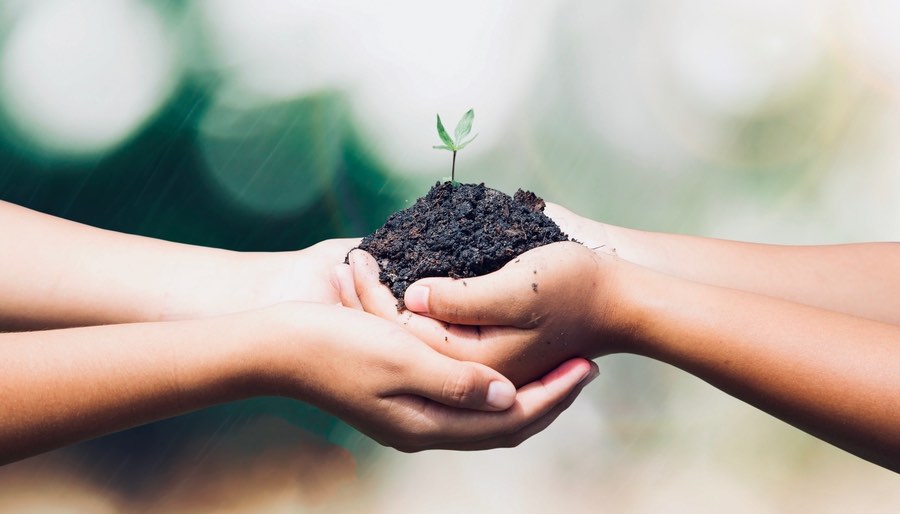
(259, 303, 599, 451)
(336, 243, 623, 386)
(280, 238, 361, 304)
(155, 238, 359, 323)
(543, 202, 616, 256)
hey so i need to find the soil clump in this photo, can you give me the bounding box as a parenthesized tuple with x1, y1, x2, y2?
(353, 182, 569, 307)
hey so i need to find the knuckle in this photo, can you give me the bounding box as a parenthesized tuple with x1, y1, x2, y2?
(441, 366, 480, 406)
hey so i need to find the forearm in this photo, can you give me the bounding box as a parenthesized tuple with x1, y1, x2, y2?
(0, 308, 291, 464)
(618, 263, 900, 471)
(602, 222, 900, 325)
(0, 201, 319, 330)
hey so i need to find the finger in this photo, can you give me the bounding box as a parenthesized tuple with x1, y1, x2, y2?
(543, 202, 594, 238)
(488, 357, 595, 425)
(331, 237, 363, 251)
(386, 310, 526, 370)
(445, 360, 599, 450)
(346, 250, 506, 356)
(332, 264, 363, 311)
(405, 241, 594, 327)
(542, 202, 578, 231)
(472, 362, 600, 449)
(543, 203, 612, 253)
(543, 202, 589, 246)
(313, 237, 364, 262)
(391, 357, 595, 446)
(403, 263, 541, 327)
(348, 250, 405, 321)
(397, 347, 518, 411)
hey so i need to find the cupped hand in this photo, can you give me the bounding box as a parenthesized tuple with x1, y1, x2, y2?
(294, 238, 361, 303)
(543, 202, 616, 256)
(262, 303, 598, 451)
(246, 238, 360, 308)
(336, 242, 625, 386)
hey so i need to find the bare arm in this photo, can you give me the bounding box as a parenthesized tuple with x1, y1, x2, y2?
(621, 259, 900, 471)
(0, 200, 352, 330)
(0, 301, 597, 464)
(0, 311, 260, 463)
(345, 243, 900, 471)
(0, 200, 597, 462)
(546, 203, 900, 325)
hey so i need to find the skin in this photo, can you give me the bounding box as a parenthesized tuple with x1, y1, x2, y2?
(0, 200, 350, 330)
(0, 200, 597, 464)
(343, 204, 900, 472)
(544, 202, 900, 325)
(338, 247, 607, 387)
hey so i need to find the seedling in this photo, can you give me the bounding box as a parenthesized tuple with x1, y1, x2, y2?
(433, 109, 478, 183)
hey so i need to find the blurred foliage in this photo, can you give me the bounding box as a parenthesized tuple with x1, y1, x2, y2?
(0, 83, 407, 249)
(0, 80, 409, 480)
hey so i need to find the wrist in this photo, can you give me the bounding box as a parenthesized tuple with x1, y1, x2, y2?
(157, 248, 255, 321)
(586, 254, 663, 357)
(607, 261, 689, 359)
(157, 249, 331, 322)
(243, 302, 336, 399)
(256, 247, 341, 305)
(157, 310, 293, 409)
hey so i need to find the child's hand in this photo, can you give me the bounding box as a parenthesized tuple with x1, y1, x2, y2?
(261, 303, 598, 451)
(289, 238, 361, 304)
(543, 202, 615, 255)
(337, 243, 626, 386)
(216, 238, 360, 318)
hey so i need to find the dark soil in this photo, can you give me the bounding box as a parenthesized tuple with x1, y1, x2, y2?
(352, 181, 570, 307)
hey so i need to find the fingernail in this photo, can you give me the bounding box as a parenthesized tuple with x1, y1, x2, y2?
(486, 381, 516, 410)
(404, 285, 430, 313)
(580, 368, 600, 385)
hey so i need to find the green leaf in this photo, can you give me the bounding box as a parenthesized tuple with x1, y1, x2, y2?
(436, 114, 456, 149)
(454, 109, 474, 142)
(432, 145, 453, 151)
(455, 133, 478, 150)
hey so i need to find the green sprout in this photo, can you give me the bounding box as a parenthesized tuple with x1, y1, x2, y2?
(433, 109, 478, 183)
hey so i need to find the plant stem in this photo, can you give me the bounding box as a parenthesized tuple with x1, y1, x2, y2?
(451, 151, 457, 182)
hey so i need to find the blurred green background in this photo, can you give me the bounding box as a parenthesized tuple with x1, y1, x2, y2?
(1, 0, 899, 512)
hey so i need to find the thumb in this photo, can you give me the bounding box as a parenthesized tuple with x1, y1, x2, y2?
(404, 349, 517, 411)
(404, 266, 536, 326)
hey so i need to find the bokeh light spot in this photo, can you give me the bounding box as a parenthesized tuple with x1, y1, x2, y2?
(191, 0, 356, 108)
(198, 95, 342, 215)
(0, 0, 177, 159)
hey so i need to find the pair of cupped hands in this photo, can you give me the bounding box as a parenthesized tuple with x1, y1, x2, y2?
(304, 203, 627, 452)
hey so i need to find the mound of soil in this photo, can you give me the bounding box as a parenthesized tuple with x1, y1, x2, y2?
(353, 181, 570, 307)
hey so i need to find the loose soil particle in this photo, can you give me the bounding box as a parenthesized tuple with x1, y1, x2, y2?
(353, 181, 570, 307)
